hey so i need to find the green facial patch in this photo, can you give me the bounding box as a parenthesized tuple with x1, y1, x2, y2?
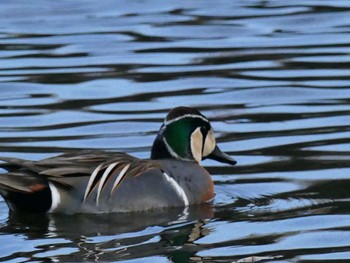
(163, 117, 209, 159)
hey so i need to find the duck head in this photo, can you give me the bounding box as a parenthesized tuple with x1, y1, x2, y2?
(151, 106, 236, 165)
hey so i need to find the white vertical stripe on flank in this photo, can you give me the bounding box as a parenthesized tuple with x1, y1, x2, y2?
(48, 182, 61, 212)
(163, 172, 189, 206)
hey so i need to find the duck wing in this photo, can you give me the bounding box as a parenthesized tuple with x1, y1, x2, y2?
(0, 151, 139, 193)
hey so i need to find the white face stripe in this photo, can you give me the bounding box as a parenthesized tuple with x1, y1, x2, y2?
(48, 182, 61, 213)
(203, 128, 216, 157)
(190, 127, 203, 163)
(163, 172, 189, 206)
(164, 114, 209, 126)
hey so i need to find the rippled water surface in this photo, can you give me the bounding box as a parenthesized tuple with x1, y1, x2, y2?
(1, 0, 350, 262)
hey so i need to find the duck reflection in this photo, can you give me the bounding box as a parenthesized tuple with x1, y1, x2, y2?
(1, 204, 214, 262)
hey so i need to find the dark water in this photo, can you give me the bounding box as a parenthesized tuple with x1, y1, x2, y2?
(1, 0, 350, 262)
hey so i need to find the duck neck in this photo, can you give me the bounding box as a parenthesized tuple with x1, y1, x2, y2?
(150, 135, 173, 160)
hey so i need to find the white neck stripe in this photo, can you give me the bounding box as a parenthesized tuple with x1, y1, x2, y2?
(164, 114, 208, 126)
(163, 137, 193, 162)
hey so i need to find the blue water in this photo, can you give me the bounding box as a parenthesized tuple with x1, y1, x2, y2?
(1, 0, 350, 262)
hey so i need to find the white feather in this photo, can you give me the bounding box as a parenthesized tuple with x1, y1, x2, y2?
(83, 163, 103, 202)
(110, 163, 131, 196)
(163, 172, 189, 206)
(96, 162, 120, 205)
(48, 182, 61, 212)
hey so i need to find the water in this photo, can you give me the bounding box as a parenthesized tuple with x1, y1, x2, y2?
(1, 0, 350, 262)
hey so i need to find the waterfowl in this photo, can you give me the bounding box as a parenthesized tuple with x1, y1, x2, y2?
(0, 106, 236, 214)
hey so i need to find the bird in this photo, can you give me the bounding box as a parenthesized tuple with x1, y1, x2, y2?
(0, 106, 236, 214)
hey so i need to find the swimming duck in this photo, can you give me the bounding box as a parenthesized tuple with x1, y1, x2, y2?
(0, 106, 236, 214)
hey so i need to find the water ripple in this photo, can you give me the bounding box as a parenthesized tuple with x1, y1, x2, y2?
(0, 0, 350, 262)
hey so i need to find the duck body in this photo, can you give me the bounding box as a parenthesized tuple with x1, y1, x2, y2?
(0, 151, 214, 214)
(0, 107, 235, 214)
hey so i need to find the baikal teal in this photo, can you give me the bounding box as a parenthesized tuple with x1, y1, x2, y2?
(0, 107, 236, 214)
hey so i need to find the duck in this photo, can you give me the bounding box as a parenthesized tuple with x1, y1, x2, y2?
(0, 106, 236, 214)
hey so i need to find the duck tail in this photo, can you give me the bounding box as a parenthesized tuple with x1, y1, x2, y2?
(0, 158, 52, 213)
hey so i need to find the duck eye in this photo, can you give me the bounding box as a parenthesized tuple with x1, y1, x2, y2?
(200, 125, 209, 135)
